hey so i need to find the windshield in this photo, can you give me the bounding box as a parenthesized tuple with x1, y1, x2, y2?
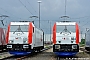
(56, 25, 75, 33)
(10, 25, 28, 32)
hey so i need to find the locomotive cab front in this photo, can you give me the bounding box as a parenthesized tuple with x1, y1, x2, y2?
(6, 21, 44, 55)
(53, 22, 79, 56)
(7, 24, 31, 52)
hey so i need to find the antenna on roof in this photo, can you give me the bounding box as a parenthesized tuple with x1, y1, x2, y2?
(60, 0, 70, 22)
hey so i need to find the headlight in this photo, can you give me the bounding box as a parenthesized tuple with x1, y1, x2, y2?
(72, 45, 77, 49)
(23, 45, 29, 48)
(9, 40, 13, 43)
(55, 45, 60, 49)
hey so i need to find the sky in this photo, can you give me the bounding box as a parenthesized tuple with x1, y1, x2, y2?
(0, 0, 90, 34)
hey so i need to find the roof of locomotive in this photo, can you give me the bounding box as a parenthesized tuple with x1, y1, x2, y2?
(10, 21, 35, 27)
(56, 21, 76, 25)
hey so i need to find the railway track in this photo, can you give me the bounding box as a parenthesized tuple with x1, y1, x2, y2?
(23, 47, 90, 60)
(4, 51, 50, 60)
(3, 51, 41, 60)
(56, 56, 78, 60)
(3, 45, 53, 60)
(1, 46, 90, 60)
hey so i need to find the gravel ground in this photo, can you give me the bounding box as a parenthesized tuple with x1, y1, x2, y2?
(23, 52, 56, 60)
(22, 48, 56, 60)
(76, 52, 90, 60)
(4, 47, 90, 60)
(23, 48, 90, 60)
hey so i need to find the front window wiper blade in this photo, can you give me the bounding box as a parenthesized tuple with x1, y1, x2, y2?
(13, 25, 24, 34)
(60, 26, 71, 34)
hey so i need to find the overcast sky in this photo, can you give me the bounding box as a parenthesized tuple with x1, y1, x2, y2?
(0, 0, 90, 34)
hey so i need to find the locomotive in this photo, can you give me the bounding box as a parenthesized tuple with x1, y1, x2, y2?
(0, 28, 7, 52)
(52, 21, 79, 56)
(6, 21, 44, 55)
(85, 28, 90, 51)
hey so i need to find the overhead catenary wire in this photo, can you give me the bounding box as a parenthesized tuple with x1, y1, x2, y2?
(26, 0, 38, 14)
(80, 21, 89, 28)
(33, 19, 52, 34)
(69, 16, 90, 20)
(76, 17, 90, 33)
(18, 0, 33, 15)
(0, 6, 36, 22)
(0, 7, 22, 20)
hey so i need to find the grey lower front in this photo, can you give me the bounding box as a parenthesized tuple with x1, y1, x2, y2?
(53, 44, 79, 52)
(7, 44, 31, 52)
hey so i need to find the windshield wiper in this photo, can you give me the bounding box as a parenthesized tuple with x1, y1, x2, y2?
(13, 25, 24, 34)
(60, 29, 71, 34)
(60, 25, 71, 34)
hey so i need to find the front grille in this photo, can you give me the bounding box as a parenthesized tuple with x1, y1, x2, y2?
(7, 44, 31, 51)
(13, 44, 23, 49)
(60, 45, 72, 49)
(53, 44, 79, 52)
